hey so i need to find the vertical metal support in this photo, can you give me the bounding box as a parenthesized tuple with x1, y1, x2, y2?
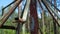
(22, 23, 26, 34)
(27, 13, 30, 33)
(38, 0, 45, 34)
(49, 0, 52, 34)
(22, 0, 30, 34)
(16, 2, 21, 34)
(2, 9, 4, 16)
(16, 23, 20, 34)
(53, 0, 57, 34)
(30, 0, 39, 34)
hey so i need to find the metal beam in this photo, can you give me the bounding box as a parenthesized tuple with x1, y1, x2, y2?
(0, 25, 16, 30)
(16, 2, 22, 34)
(42, 0, 60, 19)
(41, 0, 60, 26)
(46, 0, 60, 12)
(21, 0, 30, 21)
(0, 0, 22, 27)
(13, 0, 30, 23)
(16, 23, 20, 34)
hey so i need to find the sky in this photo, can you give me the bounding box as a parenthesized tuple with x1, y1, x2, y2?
(0, 0, 14, 9)
(0, 0, 60, 18)
(0, 0, 13, 15)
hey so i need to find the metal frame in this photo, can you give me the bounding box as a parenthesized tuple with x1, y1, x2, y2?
(0, 0, 22, 34)
(0, 0, 22, 27)
(0, 0, 60, 34)
(41, 0, 60, 26)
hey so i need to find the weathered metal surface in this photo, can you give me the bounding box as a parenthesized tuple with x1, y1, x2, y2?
(42, 0, 60, 19)
(30, 0, 39, 34)
(46, 0, 60, 12)
(16, 23, 20, 34)
(53, 0, 57, 34)
(22, 0, 30, 21)
(13, 0, 30, 23)
(16, 2, 22, 34)
(41, 0, 60, 26)
(22, 0, 30, 34)
(0, 0, 22, 27)
(0, 25, 16, 30)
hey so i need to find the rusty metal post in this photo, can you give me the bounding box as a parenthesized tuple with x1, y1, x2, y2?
(30, 0, 39, 34)
(16, 23, 20, 34)
(16, 4, 21, 34)
(53, 0, 57, 34)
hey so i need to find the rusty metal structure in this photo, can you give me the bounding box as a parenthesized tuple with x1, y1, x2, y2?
(0, 0, 60, 34)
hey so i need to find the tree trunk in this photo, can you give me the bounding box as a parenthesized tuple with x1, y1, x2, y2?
(30, 0, 39, 34)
